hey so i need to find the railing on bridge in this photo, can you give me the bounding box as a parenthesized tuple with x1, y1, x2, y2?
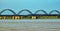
(0, 9, 60, 20)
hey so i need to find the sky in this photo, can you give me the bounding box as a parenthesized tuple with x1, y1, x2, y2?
(0, 0, 60, 15)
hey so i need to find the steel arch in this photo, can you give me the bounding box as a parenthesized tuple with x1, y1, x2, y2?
(18, 9, 32, 15)
(0, 9, 16, 15)
(34, 10, 48, 14)
(49, 10, 60, 14)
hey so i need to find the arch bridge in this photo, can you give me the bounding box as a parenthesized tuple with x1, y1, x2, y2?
(0, 9, 60, 20)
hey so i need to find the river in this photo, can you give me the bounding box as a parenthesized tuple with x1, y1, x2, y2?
(0, 19, 60, 31)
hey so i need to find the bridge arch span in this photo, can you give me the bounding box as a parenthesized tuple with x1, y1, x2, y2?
(0, 9, 16, 15)
(49, 10, 60, 14)
(34, 10, 48, 14)
(18, 9, 32, 15)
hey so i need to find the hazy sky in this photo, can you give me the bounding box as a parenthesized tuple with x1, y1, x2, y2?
(0, 0, 60, 15)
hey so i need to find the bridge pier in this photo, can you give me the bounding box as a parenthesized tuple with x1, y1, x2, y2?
(0, 15, 60, 20)
(32, 16, 36, 19)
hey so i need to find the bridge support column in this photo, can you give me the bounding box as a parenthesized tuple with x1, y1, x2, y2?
(0, 16, 2, 19)
(15, 16, 20, 19)
(32, 16, 36, 19)
(4, 16, 6, 20)
(12, 16, 15, 20)
(20, 16, 23, 19)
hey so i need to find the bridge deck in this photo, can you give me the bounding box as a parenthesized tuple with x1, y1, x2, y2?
(0, 14, 60, 20)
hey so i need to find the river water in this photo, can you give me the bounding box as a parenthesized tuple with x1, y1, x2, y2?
(0, 19, 60, 31)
